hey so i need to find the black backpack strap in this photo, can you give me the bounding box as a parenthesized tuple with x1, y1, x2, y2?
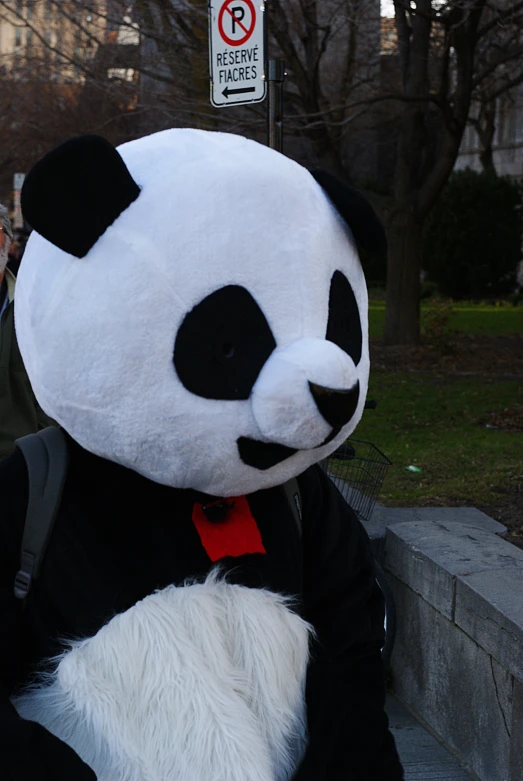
(14, 427, 69, 600)
(282, 477, 302, 537)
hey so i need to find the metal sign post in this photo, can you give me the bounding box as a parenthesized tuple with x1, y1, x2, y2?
(208, 0, 267, 108)
(266, 58, 285, 152)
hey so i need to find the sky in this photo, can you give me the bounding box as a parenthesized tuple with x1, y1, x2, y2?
(381, 0, 395, 16)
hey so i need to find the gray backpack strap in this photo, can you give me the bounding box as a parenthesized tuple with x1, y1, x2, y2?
(283, 477, 302, 537)
(14, 427, 69, 600)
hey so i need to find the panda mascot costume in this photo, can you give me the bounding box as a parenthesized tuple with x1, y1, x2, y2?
(0, 130, 404, 781)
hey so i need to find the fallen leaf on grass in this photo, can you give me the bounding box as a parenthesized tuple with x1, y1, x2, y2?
(486, 404, 523, 432)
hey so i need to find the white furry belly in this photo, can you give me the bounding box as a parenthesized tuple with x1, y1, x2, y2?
(13, 571, 312, 781)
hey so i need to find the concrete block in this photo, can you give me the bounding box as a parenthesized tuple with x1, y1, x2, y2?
(385, 522, 523, 620)
(389, 573, 513, 781)
(370, 506, 507, 539)
(455, 568, 523, 681)
(510, 679, 523, 781)
(385, 524, 456, 619)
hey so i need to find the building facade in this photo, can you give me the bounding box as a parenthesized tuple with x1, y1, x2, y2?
(455, 88, 523, 181)
(0, 1, 139, 202)
(0, 1, 139, 82)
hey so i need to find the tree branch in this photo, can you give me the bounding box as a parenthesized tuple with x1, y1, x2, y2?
(477, 0, 523, 38)
(394, 0, 411, 89)
(473, 43, 523, 89)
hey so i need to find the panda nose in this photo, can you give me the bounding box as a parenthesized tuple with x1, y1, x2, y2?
(251, 337, 361, 451)
(309, 381, 360, 429)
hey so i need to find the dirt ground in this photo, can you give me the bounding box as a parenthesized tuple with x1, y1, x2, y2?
(370, 332, 523, 379)
(370, 333, 523, 549)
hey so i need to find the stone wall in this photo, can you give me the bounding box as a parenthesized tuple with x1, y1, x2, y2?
(382, 517, 523, 781)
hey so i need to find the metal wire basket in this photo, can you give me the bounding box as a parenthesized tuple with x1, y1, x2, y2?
(319, 439, 392, 522)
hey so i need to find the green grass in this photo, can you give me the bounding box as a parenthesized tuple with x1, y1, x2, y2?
(350, 371, 523, 507)
(368, 301, 523, 340)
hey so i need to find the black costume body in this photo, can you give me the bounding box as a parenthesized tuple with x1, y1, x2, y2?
(0, 435, 403, 780)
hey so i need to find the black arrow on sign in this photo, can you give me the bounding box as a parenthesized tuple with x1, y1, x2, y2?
(222, 86, 256, 98)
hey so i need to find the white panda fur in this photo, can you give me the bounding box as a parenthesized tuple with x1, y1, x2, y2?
(15, 128, 370, 497)
(14, 571, 313, 781)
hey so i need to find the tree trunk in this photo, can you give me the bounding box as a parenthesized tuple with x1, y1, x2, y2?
(383, 211, 423, 345)
(479, 143, 495, 174)
(384, 1, 432, 346)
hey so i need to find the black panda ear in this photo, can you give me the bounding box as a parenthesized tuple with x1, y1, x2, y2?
(21, 135, 140, 258)
(311, 169, 387, 260)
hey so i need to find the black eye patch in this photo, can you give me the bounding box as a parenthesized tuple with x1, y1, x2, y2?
(326, 270, 362, 366)
(173, 285, 276, 400)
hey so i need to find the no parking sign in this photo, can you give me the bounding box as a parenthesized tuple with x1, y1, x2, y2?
(209, 0, 266, 107)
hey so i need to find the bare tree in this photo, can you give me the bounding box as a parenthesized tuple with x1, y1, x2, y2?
(0, 71, 139, 201)
(265, 0, 381, 175)
(466, 2, 523, 174)
(125, 0, 383, 178)
(0, 0, 145, 199)
(2, 0, 522, 345)
(0, 0, 384, 173)
(382, 0, 523, 345)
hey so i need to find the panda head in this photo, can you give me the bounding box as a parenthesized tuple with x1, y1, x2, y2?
(16, 129, 386, 497)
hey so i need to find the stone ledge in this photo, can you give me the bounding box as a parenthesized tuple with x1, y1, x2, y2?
(367, 505, 508, 539)
(385, 520, 523, 621)
(365, 507, 507, 563)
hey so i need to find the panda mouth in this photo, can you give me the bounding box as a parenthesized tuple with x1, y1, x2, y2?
(237, 438, 298, 471)
(237, 428, 341, 471)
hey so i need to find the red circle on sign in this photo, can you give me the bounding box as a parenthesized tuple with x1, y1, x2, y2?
(218, 0, 256, 47)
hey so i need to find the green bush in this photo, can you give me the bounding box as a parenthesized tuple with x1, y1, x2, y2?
(422, 169, 523, 299)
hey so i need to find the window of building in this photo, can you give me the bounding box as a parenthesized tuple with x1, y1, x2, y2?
(116, 15, 140, 45)
(15, 27, 22, 47)
(45, 0, 52, 20)
(26, 27, 33, 50)
(108, 67, 136, 82)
